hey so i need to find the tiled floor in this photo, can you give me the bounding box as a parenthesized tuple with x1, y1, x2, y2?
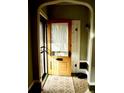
(42, 75, 92, 93)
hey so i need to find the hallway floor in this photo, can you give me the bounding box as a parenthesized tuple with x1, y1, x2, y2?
(42, 75, 91, 93)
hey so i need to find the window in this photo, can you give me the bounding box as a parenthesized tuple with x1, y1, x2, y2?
(51, 23, 69, 56)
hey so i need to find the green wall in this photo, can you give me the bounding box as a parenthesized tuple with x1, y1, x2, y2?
(92, 38, 95, 66)
(28, 6, 47, 87)
(90, 37, 95, 82)
(28, 18, 33, 87)
(47, 5, 90, 60)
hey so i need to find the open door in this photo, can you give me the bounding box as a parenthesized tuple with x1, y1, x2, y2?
(47, 20, 72, 76)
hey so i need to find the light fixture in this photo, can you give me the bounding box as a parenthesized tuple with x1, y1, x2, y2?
(85, 24, 90, 32)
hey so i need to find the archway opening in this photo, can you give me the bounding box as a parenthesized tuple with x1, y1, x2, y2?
(37, 0, 94, 86)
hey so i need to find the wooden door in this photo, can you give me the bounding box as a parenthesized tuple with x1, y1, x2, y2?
(47, 20, 71, 76)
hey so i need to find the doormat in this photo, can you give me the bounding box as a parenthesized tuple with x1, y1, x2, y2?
(42, 75, 75, 93)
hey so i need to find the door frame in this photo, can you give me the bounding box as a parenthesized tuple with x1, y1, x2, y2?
(47, 19, 72, 75)
(39, 15, 48, 81)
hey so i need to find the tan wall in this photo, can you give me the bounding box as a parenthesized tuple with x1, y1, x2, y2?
(47, 5, 90, 60)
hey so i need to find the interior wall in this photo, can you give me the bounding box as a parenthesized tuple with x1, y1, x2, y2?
(92, 38, 95, 66)
(28, 20, 33, 86)
(28, 3, 47, 87)
(28, 0, 41, 86)
(47, 5, 90, 60)
(90, 37, 95, 83)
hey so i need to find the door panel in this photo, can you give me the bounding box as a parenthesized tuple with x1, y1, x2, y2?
(71, 20, 80, 73)
(47, 20, 71, 76)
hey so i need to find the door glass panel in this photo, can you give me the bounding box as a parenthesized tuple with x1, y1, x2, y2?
(51, 23, 68, 56)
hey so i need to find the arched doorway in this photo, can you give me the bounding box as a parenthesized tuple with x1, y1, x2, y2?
(37, 0, 94, 85)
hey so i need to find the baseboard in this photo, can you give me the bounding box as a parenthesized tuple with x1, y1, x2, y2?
(28, 80, 42, 93)
(89, 82, 95, 86)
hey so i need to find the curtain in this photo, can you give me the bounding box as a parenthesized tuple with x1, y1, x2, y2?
(51, 23, 68, 56)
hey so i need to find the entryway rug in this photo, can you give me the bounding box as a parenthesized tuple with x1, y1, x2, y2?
(42, 75, 91, 93)
(42, 75, 75, 93)
(72, 77, 89, 93)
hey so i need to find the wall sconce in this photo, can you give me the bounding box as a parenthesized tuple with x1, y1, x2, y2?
(85, 24, 90, 32)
